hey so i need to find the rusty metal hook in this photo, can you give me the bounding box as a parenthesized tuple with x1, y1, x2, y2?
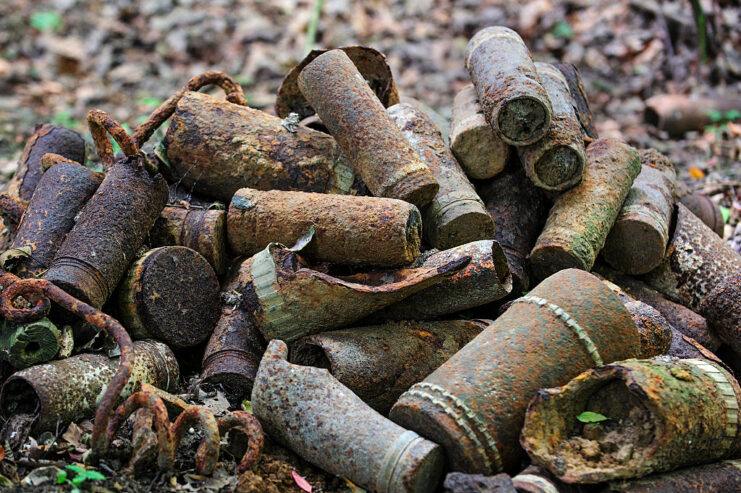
(171, 406, 220, 475)
(87, 109, 139, 172)
(217, 411, 264, 473)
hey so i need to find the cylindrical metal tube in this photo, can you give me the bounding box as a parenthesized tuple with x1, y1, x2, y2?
(2, 318, 62, 369)
(9, 162, 102, 278)
(478, 166, 550, 292)
(149, 205, 228, 276)
(700, 272, 741, 355)
(366, 240, 512, 321)
(602, 149, 676, 275)
(521, 358, 741, 483)
(465, 27, 552, 146)
(641, 203, 741, 312)
(388, 103, 495, 250)
(162, 91, 363, 202)
(389, 269, 640, 474)
(291, 319, 488, 413)
(252, 339, 444, 493)
(449, 85, 510, 180)
(517, 63, 586, 191)
(679, 192, 725, 237)
(298, 49, 439, 208)
(0, 340, 179, 432)
(226, 187, 422, 267)
(552, 62, 598, 139)
(43, 155, 169, 309)
(624, 300, 672, 358)
(603, 460, 741, 493)
(116, 246, 220, 349)
(529, 139, 641, 281)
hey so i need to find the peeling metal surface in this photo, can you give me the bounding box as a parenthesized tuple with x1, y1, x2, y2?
(700, 272, 741, 355)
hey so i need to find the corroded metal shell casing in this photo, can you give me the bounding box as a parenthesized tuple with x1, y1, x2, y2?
(517, 63, 586, 191)
(449, 85, 510, 180)
(9, 162, 102, 278)
(252, 340, 444, 493)
(3, 124, 86, 203)
(226, 188, 422, 267)
(291, 319, 488, 413)
(242, 243, 468, 342)
(43, 155, 169, 309)
(0, 340, 179, 432)
(150, 206, 228, 276)
(388, 103, 495, 249)
(116, 246, 220, 349)
(201, 258, 267, 399)
(1, 318, 63, 370)
(552, 63, 598, 139)
(700, 272, 741, 355)
(529, 139, 640, 281)
(679, 192, 725, 237)
(367, 240, 512, 321)
(624, 300, 672, 358)
(641, 203, 741, 312)
(521, 358, 741, 483)
(389, 269, 640, 474)
(478, 166, 549, 292)
(465, 26, 552, 146)
(297, 49, 439, 208)
(602, 149, 677, 275)
(162, 91, 361, 203)
(604, 459, 741, 493)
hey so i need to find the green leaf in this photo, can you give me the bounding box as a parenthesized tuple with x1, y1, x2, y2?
(30, 11, 62, 31)
(521, 291, 529, 296)
(56, 470, 68, 484)
(82, 470, 106, 481)
(71, 475, 86, 486)
(136, 96, 161, 108)
(725, 109, 741, 121)
(550, 20, 573, 39)
(577, 411, 609, 423)
(71, 487, 81, 493)
(65, 464, 85, 474)
(707, 109, 723, 122)
(720, 206, 730, 224)
(241, 400, 253, 414)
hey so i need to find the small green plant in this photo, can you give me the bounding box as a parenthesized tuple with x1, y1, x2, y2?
(30, 11, 62, 31)
(110, 123, 132, 156)
(241, 400, 253, 414)
(56, 464, 106, 492)
(550, 20, 573, 39)
(704, 109, 741, 135)
(50, 110, 79, 129)
(577, 411, 609, 423)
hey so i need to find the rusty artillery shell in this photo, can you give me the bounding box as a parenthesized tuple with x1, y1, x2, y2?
(201, 259, 267, 400)
(116, 246, 220, 349)
(700, 272, 741, 355)
(529, 139, 641, 281)
(521, 357, 741, 483)
(478, 166, 550, 292)
(604, 459, 741, 493)
(0, 340, 179, 432)
(517, 63, 586, 191)
(2, 318, 62, 369)
(252, 339, 444, 493)
(679, 192, 725, 237)
(291, 319, 488, 413)
(298, 49, 439, 208)
(162, 91, 362, 203)
(366, 240, 512, 321)
(8, 162, 102, 278)
(388, 103, 495, 249)
(149, 205, 228, 276)
(449, 85, 510, 180)
(642, 203, 741, 312)
(226, 187, 422, 267)
(465, 27, 552, 146)
(602, 149, 676, 275)
(389, 269, 640, 474)
(43, 155, 169, 309)
(243, 243, 468, 342)
(3, 124, 86, 204)
(624, 301, 672, 358)
(552, 62, 598, 139)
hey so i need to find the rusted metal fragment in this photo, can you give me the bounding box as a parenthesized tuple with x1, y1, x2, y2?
(162, 91, 363, 202)
(479, 166, 550, 292)
(365, 240, 512, 321)
(298, 49, 439, 208)
(517, 63, 586, 191)
(276, 45, 400, 119)
(623, 301, 672, 358)
(522, 358, 741, 483)
(216, 410, 264, 473)
(602, 149, 676, 275)
(227, 188, 422, 267)
(679, 193, 725, 237)
(252, 339, 444, 493)
(512, 464, 589, 493)
(8, 162, 102, 278)
(389, 103, 495, 249)
(552, 62, 598, 139)
(116, 246, 220, 349)
(150, 206, 228, 276)
(390, 269, 640, 474)
(641, 203, 741, 312)
(443, 472, 516, 493)
(466, 27, 552, 146)
(2, 317, 63, 369)
(604, 459, 741, 493)
(450, 85, 510, 180)
(700, 272, 741, 355)
(668, 331, 724, 363)
(171, 405, 220, 475)
(244, 242, 468, 342)
(291, 319, 488, 413)
(0, 340, 178, 433)
(201, 258, 267, 400)
(529, 139, 640, 281)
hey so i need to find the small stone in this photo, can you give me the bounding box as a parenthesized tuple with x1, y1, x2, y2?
(616, 443, 634, 463)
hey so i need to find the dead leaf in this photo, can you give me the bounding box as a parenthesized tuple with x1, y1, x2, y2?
(344, 478, 367, 492)
(0, 444, 5, 462)
(0, 247, 32, 271)
(689, 166, 705, 179)
(291, 470, 312, 493)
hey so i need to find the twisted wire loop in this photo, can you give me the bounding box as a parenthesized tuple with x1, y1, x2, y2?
(87, 109, 139, 172)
